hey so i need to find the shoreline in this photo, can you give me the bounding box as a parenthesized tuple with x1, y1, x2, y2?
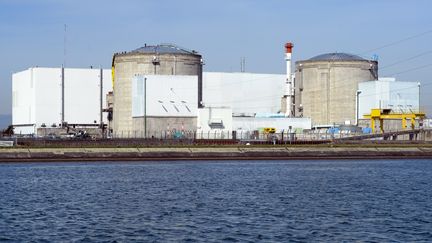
(1, 146, 432, 162)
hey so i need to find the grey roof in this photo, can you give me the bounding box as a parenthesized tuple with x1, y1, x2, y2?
(308, 52, 366, 61)
(131, 44, 200, 55)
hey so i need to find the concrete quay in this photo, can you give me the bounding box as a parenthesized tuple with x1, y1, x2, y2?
(1, 146, 432, 162)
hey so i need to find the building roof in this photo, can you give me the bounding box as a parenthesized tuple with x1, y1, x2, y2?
(130, 44, 200, 55)
(308, 52, 366, 61)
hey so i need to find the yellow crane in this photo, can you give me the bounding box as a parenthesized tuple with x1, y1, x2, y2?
(363, 108, 426, 133)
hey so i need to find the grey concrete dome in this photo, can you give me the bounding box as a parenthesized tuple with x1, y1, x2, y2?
(295, 52, 378, 126)
(309, 52, 365, 61)
(131, 44, 199, 55)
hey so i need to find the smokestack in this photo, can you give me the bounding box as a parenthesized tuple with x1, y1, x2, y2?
(284, 42, 294, 117)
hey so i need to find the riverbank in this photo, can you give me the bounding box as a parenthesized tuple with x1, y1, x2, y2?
(1, 145, 432, 162)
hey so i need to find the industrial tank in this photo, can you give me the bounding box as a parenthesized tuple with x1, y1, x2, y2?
(112, 44, 203, 136)
(294, 53, 378, 125)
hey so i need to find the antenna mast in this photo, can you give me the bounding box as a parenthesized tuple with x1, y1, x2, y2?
(63, 24, 67, 67)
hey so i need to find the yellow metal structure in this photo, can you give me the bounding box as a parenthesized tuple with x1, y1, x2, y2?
(111, 54, 117, 89)
(363, 108, 426, 133)
(111, 66, 115, 89)
(263, 127, 276, 134)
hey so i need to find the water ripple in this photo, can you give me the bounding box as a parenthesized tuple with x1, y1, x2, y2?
(0, 160, 431, 241)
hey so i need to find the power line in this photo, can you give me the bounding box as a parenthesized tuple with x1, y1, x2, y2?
(174, 74, 281, 91)
(207, 94, 280, 104)
(357, 29, 432, 56)
(63, 24, 67, 67)
(380, 50, 432, 70)
(385, 63, 432, 76)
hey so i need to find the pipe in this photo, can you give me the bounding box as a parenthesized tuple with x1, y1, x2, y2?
(198, 58, 204, 108)
(284, 42, 294, 117)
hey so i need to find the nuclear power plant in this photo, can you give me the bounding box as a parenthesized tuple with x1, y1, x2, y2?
(10, 41, 426, 140)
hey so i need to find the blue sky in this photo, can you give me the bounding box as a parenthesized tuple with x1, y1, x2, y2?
(1, 0, 431, 115)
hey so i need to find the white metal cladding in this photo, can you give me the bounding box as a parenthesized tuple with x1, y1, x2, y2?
(232, 117, 312, 132)
(132, 75, 198, 117)
(358, 80, 420, 117)
(34, 68, 63, 128)
(12, 69, 35, 126)
(12, 67, 113, 134)
(64, 68, 111, 124)
(202, 72, 285, 114)
(12, 68, 61, 134)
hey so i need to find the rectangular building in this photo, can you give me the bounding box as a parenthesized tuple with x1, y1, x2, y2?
(202, 72, 285, 114)
(12, 67, 112, 135)
(12, 68, 303, 137)
(130, 75, 198, 138)
(358, 78, 420, 117)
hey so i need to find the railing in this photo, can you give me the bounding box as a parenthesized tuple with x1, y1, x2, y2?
(109, 130, 370, 141)
(9, 128, 431, 148)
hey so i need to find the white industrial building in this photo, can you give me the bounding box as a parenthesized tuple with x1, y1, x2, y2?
(358, 78, 420, 117)
(202, 72, 285, 114)
(129, 75, 198, 138)
(132, 75, 197, 118)
(200, 71, 312, 134)
(12, 67, 312, 136)
(13, 42, 426, 139)
(12, 67, 112, 135)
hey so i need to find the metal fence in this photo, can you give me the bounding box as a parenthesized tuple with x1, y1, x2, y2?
(8, 128, 430, 148)
(109, 130, 369, 141)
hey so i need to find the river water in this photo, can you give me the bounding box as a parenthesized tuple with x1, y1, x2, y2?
(0, 159, 431, 242)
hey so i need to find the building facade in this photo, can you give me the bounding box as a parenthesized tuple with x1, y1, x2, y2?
(12, 67, 111, 135)
(358, 78, 420, 117)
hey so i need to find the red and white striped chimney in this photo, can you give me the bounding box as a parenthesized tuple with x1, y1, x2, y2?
(284, 42, 294, 117)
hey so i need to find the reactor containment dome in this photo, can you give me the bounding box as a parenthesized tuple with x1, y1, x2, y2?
(295, 52, 378, 126)
(112, 44, 203, 137)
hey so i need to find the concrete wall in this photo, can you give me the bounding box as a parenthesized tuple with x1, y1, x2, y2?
(295, 60, 378, 126)
(36, 127, 102, 137)
(3, 147, 432, 162)
(126, 117, 197, 138)
(113, 53, 201, 136)
(232, 117, 312, 133)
